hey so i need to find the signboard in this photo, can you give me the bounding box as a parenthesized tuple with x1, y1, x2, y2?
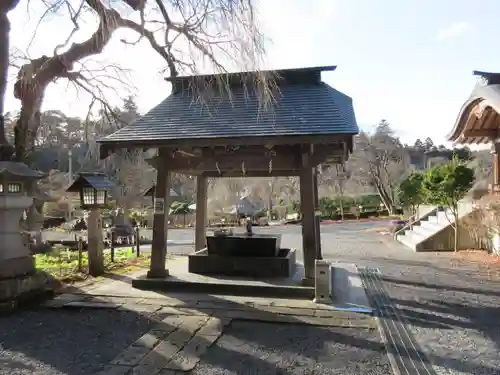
(154, 197, 165, 214)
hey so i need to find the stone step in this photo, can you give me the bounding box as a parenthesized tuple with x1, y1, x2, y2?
(396, 234, 418, 251)
(397, 200, 476, 252)
(425, 214, 440, 224)
(406, 230, 427, 244)
(411, 224, 436, 237)
(436, 211, 453, 223)
(419, 220, 446, 233)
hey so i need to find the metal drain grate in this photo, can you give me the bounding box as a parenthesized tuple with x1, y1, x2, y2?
(360, 268, 437, 375)
(361, 267, 382, 275)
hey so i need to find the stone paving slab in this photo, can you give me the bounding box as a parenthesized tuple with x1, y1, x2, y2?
(118, 303, 163, 314)
(42, 291, 371, 312)
(102, 315, 222, 375)
(165, 333, 219, 371)
(66, 300, 123, 309)
(40, 294, 375, 329)
(93, 307, 377, 375)
(95, 364, 133, 375)
(71, 290, 377, 374)
(58, 257, 370, 310)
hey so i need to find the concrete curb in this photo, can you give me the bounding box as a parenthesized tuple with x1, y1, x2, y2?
(132, 277, 315, 299)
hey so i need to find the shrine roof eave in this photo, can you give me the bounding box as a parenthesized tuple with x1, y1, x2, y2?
(447, 83, 500, 144)
(98, 133, 356, 159)
(97, 65, 359, 159)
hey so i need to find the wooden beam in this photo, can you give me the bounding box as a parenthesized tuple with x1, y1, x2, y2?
(178, 155, 298, 171)
(310, 144, 342, 165)
(463, 129, 498, 138)
(202, 169, 300, 178)
(147, 144, 345, 172)
(99, 134, 355, 159)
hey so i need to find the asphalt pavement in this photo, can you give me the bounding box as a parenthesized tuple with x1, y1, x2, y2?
(41, 221, 389, 261)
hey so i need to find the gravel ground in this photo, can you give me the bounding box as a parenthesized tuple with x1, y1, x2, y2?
(329, 234, 500, 375)
(0, 309, 153, 375)
(192, 322, 391, 375)
(380, 256, 500, 375)
(5, 229, 500, 374)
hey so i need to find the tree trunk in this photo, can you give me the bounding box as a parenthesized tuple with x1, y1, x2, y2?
(0, 9, 8, 121)
(374, 182, 394, 214)
(335, 175, 345, 221)
(452, 209, 459, 252)
(14, 89, 44, 163)
(0, 1, 20, 160)
(10, 0, 135, 163)
(339, 194, 344, 221)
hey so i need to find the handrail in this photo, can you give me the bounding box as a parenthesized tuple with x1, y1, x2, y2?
(393, 206, 440, 239)
(394, 200, 475, 240)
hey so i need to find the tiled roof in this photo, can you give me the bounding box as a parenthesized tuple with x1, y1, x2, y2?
(66, 172, 116, 192)
(83, 174, 117, 190)
(99, 66, 358, 147)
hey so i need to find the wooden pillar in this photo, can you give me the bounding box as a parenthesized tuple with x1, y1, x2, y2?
(492, 143, 500, 189)
(195, 175, 208, 251)
(148, 149, 171, 278)
(87, 208, 104, 276)
(313, 167, 322, 260)
(300, 149, 316, 282)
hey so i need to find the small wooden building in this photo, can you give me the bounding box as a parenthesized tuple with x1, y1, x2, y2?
(447, 71, 500, 191)
(98, 65, 359, 282)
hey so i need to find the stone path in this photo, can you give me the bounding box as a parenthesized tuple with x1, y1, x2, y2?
(33, 290, 380, 375)
(23, 259, 384, 375)
(101, 315, 227, 375)
(42, 292, 376, 328)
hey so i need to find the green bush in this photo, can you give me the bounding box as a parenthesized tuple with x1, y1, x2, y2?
(169, 201, 193, 215)
(316, 195, 383, 219)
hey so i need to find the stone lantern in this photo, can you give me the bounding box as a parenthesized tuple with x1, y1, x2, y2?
(66, 172, 116, 276)
(0, 161, 49, 307)
(26, 188, 56, 245)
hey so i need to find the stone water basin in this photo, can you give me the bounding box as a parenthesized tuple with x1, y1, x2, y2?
(206, 233, 281, 257)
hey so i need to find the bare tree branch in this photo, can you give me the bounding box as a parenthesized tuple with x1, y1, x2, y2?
(7, 0, 275, 167)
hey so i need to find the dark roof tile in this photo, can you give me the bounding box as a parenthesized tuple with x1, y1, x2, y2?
(99, 69, 358, 146)
(66, 173, 116, 192)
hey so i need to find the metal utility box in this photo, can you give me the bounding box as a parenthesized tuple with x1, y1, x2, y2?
(313, 259, 332, 303)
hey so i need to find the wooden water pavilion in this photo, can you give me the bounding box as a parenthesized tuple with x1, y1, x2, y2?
(98, 65, 359, 283)
(447, 71, 500, 192)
